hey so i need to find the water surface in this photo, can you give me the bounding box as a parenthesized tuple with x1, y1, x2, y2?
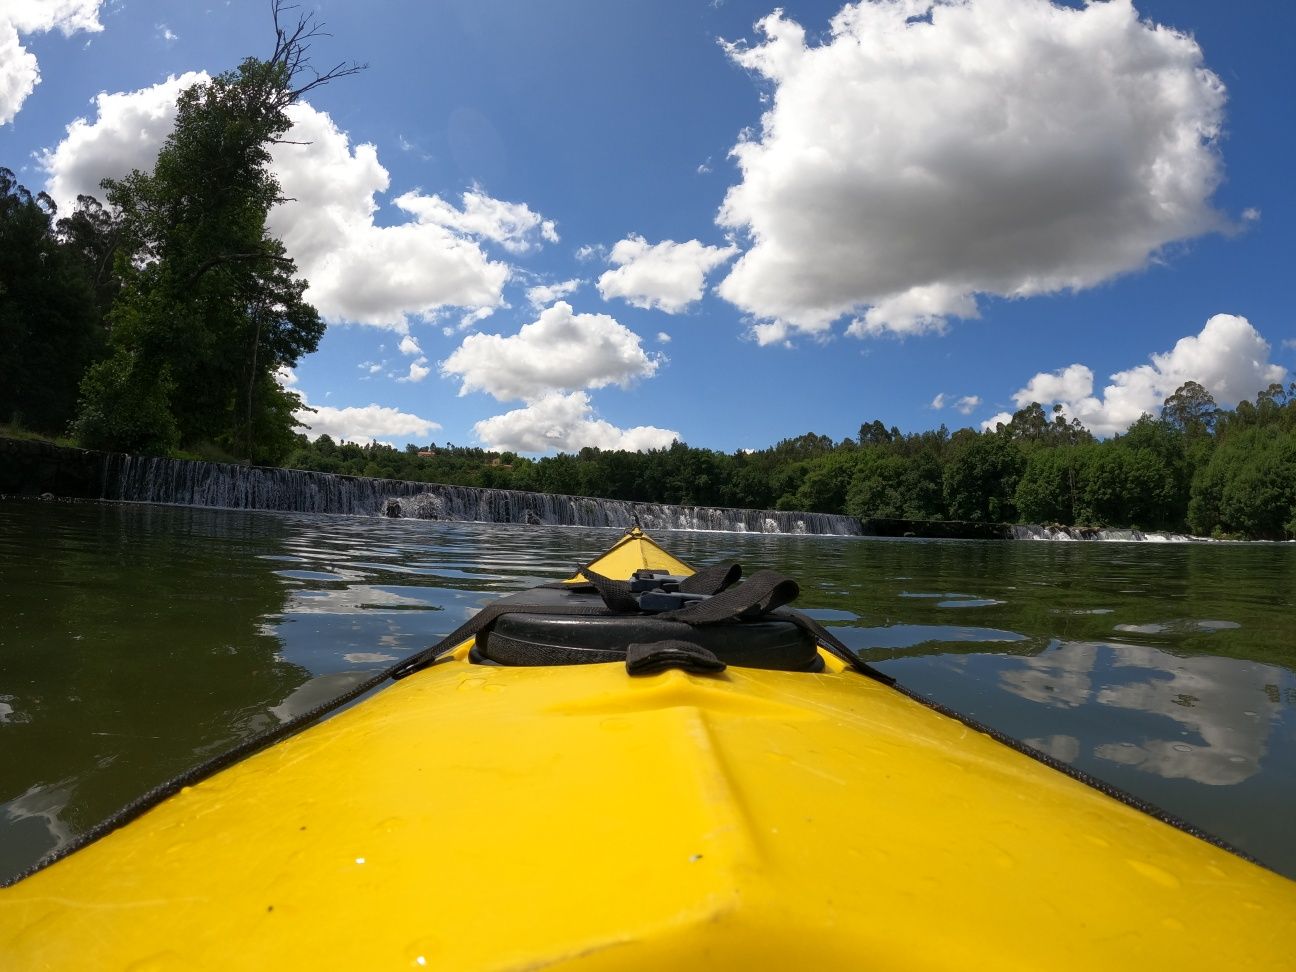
(2, 500, 1293, 881)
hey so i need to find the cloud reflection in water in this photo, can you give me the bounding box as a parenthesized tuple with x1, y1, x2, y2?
(1000, 641, 1285, 786)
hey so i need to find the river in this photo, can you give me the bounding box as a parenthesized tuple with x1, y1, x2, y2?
(2, 498, 1294, 882)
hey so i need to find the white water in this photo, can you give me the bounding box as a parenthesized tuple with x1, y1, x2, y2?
(1009, 524, 1199, 543)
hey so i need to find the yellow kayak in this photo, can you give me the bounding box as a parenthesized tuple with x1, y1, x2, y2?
(2, 528, 1293, 969)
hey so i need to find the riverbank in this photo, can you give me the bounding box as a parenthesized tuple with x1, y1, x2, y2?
(0, 434, 1221, 541)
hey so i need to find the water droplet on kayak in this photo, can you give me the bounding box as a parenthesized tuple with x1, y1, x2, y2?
(1126, 859, 1181, 889)
(406, 937, 439, 966)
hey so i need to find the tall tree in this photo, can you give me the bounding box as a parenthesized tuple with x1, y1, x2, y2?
(1161, 381, 1218, 439)
(0, 169, 103, 433)
(73, 3, 362, 460)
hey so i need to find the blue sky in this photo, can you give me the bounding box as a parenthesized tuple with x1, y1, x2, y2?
(4, 0, 1293, 453)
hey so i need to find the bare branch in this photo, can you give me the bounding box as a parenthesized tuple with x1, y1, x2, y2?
(269, 0, 366, 105)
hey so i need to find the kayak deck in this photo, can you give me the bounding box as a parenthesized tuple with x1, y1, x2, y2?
(2, 530, 1293, 969)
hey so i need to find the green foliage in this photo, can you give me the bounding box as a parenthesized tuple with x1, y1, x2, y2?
(943, 430, 1025, 522)
(1003, 402, 1093, 450)
(1014, 448, 1080, 524)
(793, 450, 858, 513)
(71, 351, 180, 454)
(1161, 380, 1218, 440)
(1188, 425, 1296, 539)
(0, 169, 107, 434)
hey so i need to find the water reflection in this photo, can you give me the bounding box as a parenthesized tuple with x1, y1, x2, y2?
(999, 640, 1096, 708)
(997, 641, 1285, 786)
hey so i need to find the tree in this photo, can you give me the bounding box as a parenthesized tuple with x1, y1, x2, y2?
(56, 194, 126, 325)
(1189, 426, 1296, 539)
(1014, 447, 1081, 524)
(73, 3, 362, 460)
(858, 420, 893, 446)
(1004, 402, 1092, 449)
(1161, 381, 1218, 439)
(0, 169, 104, 433)
(1076, 448, 1135, 526)
(943, 431, 1025, 522)
(793, 450, 859, 513)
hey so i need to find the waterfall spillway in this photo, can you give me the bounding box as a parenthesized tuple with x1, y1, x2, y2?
(100, 454, 862, 536)
(1008, 524, 1197, 542)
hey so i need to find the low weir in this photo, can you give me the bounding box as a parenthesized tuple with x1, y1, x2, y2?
(100, 454, 863, 536)
(1007, 524, 1196, 542)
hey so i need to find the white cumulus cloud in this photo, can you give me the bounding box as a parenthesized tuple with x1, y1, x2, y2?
(474, 392, 678, 455)
(597, 235, 737, 313)
(398, 335, 422, 356)
(277, 368, 440, 444)
(296, 401, 440, 445)
(39, 84, 551, 330)
(41, 71, 208, 210)
(717, 0, 1230, 342)
(397, 185, 557, 254)
(0, 0, 103, 126)
(397, 358, 430, 383)
(267, 104, 532, 328)
(930, 392, 980, 414)
(526, 277, 581, 310)
(993, 314, 1286, 436)
(441, 301, 661, 402)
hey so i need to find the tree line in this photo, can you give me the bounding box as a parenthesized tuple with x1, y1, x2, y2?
(0, 5, 357, 464)
(282, 382, 1296, 540)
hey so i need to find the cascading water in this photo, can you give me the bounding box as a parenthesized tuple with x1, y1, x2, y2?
(100, 454, 862, 536)
(1008, 524, 1198, 542)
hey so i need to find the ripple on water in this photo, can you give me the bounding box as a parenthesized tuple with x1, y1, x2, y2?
(274, 568, 371, 583)
(1114, 619, 1242, 636)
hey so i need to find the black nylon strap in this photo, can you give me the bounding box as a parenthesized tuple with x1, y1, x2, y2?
(656, 569, 800, 624)
(780, 609, 895, 685)
(581, 567, 640, 613)
(679, 560, 742, 595)
(626, 640, 727, 676)
(650, 569, 893, 684)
